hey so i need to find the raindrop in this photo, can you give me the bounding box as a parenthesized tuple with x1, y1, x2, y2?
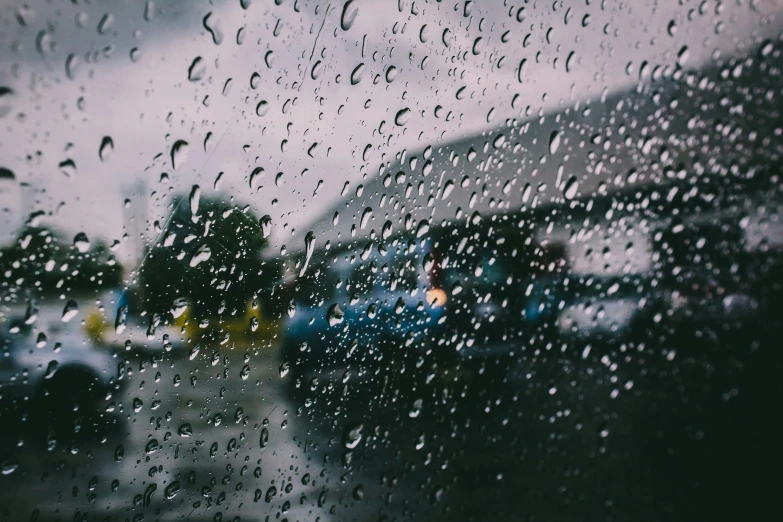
(395, 108, 411, 126)
(409, 398, 422, 418)
(1, 457, 18, 475)
(256, 100, 269, 117)
(442, 28, 452, 47)
(311, 60, 323, 80)
(341, 0, 359, 31)
(327, 303, 344, 326)
(171, 297, 188, 318)
(115, 305, 128, 334)
(260, 428, 269, 448)
(360, 207, 372, 229)
(203, 12, 223, 45)
(165, 481, 181, 500)
(189, 244, 211, 267)
(99, 136, 114, 162)
(279, 361, 289, 378)
(97, 13, 114, 35)
(350, 63, 365, 85)
(188, 56, 206, 82)
(59, 159, 76, 179)
(61, 300, 79, 322)
(419, 24, 429, 43)
(44, 360, 58, 379)
(171, 140, 189, 170)
(189, 184, 201, 220)
(300, 231, 315, 276)
(382, 220, 393, 240)
(265, 486, 277, 503)
(250, 166, 264, 188)
(563, 176, 579, 200)
(517, 58, 527, 83)
(65, 54, 79, 80)
(73, 232, 90, 253)
(178, 423, 192, 437)
(343, 423, 363, 449)
(472, 37, 483, 55)
(250, 72, 261, 89)
(259, 215, 272, 238)
(549, 131, 562, 155)
(385, 66, 398, 82)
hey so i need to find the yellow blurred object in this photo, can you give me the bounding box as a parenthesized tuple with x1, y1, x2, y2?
(180, 299, 281, 349)
(83, 308, 108, 343)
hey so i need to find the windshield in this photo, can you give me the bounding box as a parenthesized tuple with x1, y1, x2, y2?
(1, 1, 781, 521)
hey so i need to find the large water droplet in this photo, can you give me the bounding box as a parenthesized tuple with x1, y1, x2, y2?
(171, 140, 189, 170)
(61, 300, 79, 322)
(549, 130, 562, 155)
(341, 0, 359, 31)
(189, 184, 201, 221)
(99, 136, 114, 162)
(395, 108, 411, 126)
(73, 232, 90, 253)
(188, 56, 206, 82)
(115, 305, 128, 334)
(563, 176, 579, 200)
(300, 231, 315, 277)
(203, 12, 223, 45)
(327, 303, 344, 326)
(189, 244, 211, 267)
(344, 423, 363, 449)
(350, 63, 365, 85)
(259, 215, 272, 238)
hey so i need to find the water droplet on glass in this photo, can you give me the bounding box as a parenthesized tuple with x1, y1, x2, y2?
(115, 305, 128, 334)
(385, 66, 398, 82)
(350, 63, 365, 85)
(250, 72, 261, 89)
(165, 481, 180, 500)
(279, 361, 290, 378)
(341, 0, 359, 31)
(171, 140, 189, 170)
(59, 159, 76, 178)
(99, 136, 114, 162)
(97, 13, 114, 35)
(44, 360, 58, 379)
(395, 108, 411, 126)
(311, 60, 323, 80)
(300, 231, 315, 276)
(259, 215, 272, 238)
(171, 297, 188, 318)
(61, 300, 79, 322)
(203, 12, 223, 45)
(189, 244, 211, 267)
(344, 423, 363, 449)
(256, 100, 269, 117)
(260, 427, 269, 448)
(563, 176, 579, 200)
(549, 130, 562, 155)
(188, 56, 206, 82)
(73, 232, 90, 253)
(327, 303, 344, 326)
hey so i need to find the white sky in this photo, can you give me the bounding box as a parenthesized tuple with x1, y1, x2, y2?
(0, 0, 780, 265)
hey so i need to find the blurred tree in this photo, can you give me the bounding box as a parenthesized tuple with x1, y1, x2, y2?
(137, 195, 282, 322)
(0, 226, 122, 300)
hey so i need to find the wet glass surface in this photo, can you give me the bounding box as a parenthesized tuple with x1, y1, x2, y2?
(1, 1, 783, 521)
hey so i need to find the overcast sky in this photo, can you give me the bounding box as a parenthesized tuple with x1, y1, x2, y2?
(1, 0, 780, 265)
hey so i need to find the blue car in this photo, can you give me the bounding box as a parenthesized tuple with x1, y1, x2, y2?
(281, 233, 449, 398)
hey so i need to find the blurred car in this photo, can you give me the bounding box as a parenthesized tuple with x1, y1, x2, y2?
(0, 298, 125, 444)
(282, 233, 449, 396)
